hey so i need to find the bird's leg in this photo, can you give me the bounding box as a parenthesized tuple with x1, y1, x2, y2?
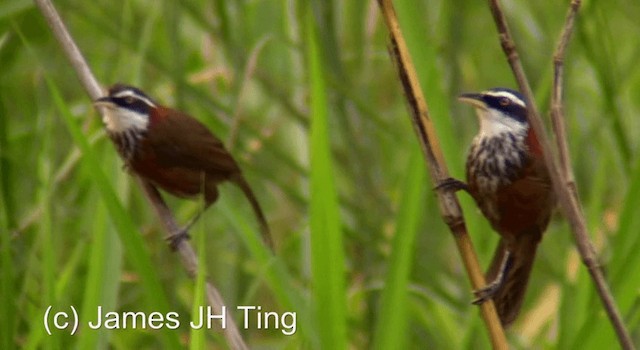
(182, 211, 204, 234)
(167, 178, 215, 251)
(472, 250, 513, 304)
(166, 228, 190, 251)
(435, 177, 470, 194)
(166, 212, 205, 251)
(166, 205, 210, 251)
(137, 181, 190, 251)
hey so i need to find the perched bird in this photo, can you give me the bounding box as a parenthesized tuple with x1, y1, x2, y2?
(439, 88, 554, 326)
(94, 83, 272, 249)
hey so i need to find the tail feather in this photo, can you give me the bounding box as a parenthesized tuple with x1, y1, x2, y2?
(486, 235, 540, 327)
(232, 175, 273, 251)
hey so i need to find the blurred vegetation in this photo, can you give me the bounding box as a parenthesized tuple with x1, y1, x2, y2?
(1, 0, 640, 348)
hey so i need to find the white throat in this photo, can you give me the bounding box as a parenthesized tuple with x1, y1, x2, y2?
(475, 107, 527, 138)
(102, 107, 149, 134)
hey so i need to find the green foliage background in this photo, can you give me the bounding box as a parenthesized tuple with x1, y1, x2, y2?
(1, 0, 639, 348)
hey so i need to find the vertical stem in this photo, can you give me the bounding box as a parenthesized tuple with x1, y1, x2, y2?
(377, 0, 508, 348)
(486, 0, 634, 348)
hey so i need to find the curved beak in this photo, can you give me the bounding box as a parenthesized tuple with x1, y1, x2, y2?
(93, 96, 115, 109)
(458, 92, 487, 110)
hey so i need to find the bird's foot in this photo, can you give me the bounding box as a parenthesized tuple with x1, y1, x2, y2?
(472, 280, 503, 305)
(166, 229, 190, 251)
(472, 250, 512, 304)
(435, 177, 469, 193)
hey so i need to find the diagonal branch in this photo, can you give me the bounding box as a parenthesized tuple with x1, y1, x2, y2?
(376, 1, 508, 348)
(33, 0, 248, 349)
(486, 0, 634, 348)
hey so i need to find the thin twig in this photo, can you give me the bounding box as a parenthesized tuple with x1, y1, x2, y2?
(376, 1, 508, 348)
(33, 0, 248, 348)
(138, 181, 247, 350)
(486, 0, 634, 348)
(227, 36, 272, 151)
(551, 0, 580, 192)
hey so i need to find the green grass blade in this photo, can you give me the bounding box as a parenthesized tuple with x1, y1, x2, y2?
(306, 7, 347, 350)
(77, 203, 122, 349)
(218, 200, 316, 348)
(0, 195, 14, 349)
(372, 148, 425, 350)
(0, 82, 17, 349)
(190, 200, 208, 350)
(36, 89, 58, 350)
(601, 156, 640, 341)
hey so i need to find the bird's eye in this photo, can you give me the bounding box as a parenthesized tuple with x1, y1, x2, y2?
(499, 98, 510, 106)
(124, 96, 135, 104)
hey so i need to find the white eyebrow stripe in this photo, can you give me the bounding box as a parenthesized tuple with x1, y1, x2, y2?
(113, 90, 157, 108)
(483, 91, 526, 107)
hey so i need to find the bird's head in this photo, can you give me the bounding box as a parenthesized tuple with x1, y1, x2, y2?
(458, 88, 528, 137)
(94, 84, 157, 134)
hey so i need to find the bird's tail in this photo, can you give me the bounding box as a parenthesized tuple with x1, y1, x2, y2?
(486, 232, 541, 327)
(232, 175, 273, 251)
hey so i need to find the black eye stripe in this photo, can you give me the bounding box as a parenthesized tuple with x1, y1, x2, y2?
(108, 84, 157, 107)
(483, 94, 527, 123)
(112, 96, 153, 115)
(106, 84, 158, 115)
(483, 88, 525, 105)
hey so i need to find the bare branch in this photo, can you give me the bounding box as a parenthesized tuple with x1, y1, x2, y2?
(486, 0, 634, 348)
(33, 0, 248, 348)
(377, 1, 508, 348)
(138, 181, 248, 350)
(551, 0, 581, 186)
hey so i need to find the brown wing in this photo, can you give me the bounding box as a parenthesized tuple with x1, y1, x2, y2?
(146, 107, 241, 176)
(495, 156, 554, 240)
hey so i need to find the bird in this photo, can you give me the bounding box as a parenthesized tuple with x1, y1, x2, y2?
(438, 87, 555, 326)
(93, 83, 272, 250)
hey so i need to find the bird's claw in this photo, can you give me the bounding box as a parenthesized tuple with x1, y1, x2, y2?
(166, 229, 190, 251)
(471, 280, 502, 305)
(435, 177, 468, 192)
